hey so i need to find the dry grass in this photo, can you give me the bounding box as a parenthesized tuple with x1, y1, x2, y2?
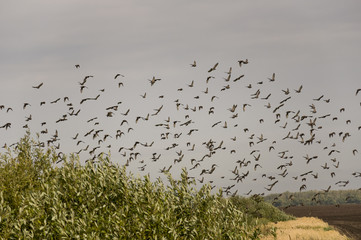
(261, 217, 350, 240)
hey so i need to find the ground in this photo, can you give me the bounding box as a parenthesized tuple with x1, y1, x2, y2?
(281, 204, 361, 240)
(261, 217, 349, 240)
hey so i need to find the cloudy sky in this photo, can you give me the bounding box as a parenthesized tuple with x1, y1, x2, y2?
(1, 0, 361, 195)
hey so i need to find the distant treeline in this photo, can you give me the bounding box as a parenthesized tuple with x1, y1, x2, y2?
(263, 189, 361, 207)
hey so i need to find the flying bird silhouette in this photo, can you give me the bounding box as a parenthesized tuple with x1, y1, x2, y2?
(208, 62, 219, 72)
(268, 73, 276, 82)
(114, 73, 125, 79)
(32, 82, 44, 89)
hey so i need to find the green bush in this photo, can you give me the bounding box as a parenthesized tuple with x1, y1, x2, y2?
(0, 132, 57, 211)
(0, 132, 267, 239)
(229, 195, 294, 224)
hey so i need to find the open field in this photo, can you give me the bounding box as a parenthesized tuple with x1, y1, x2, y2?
(282, 204, 361, 240)
(261, 217, 349, 240)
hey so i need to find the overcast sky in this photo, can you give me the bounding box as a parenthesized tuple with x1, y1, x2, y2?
(1, 0, 361, 196)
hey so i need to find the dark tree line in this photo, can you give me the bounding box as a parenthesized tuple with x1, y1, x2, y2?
(263, 189, 361, 207)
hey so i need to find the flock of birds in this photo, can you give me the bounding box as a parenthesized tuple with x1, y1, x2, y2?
(1, 59, 361, 203)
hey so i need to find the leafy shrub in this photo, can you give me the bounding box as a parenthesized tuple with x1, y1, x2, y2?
(0, 132, 266, 239)
(229, 195, 294, 223)
(0, 132, 57, 211)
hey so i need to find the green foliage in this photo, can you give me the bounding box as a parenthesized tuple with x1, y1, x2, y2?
(228, 195, 294, 224)
(0, 132, 278, 239)
(0, 131, 57, 211)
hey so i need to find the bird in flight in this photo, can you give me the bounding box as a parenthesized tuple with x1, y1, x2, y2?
(233, 74, 244, 82)
(322, 185, 331, 193)
(149, 76, 161, 86)
(206, 76, 215, 83)
(114, 73, 125, 79)
(32, 82, 44, 89)
(23, 103, 31, 109)
(208, 62, 219, 72)
(0, 123, 11, 130)
(294, 85, 303, 93)
(313, 95, 324, 101)
(268, 73, 276, 82)
(79, 75, 93, 85)
(238, 59, 248, 67)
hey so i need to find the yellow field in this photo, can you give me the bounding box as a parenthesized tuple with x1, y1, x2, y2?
(261, 217, 350, 240)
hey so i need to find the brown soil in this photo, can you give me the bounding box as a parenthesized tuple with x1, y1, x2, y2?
(281, 204, 361, 240)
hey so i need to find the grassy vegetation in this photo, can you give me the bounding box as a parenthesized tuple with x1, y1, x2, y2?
(260, 217, 349, 240)
(0, 132, 294, 239)
(228, 195, 294, 224)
